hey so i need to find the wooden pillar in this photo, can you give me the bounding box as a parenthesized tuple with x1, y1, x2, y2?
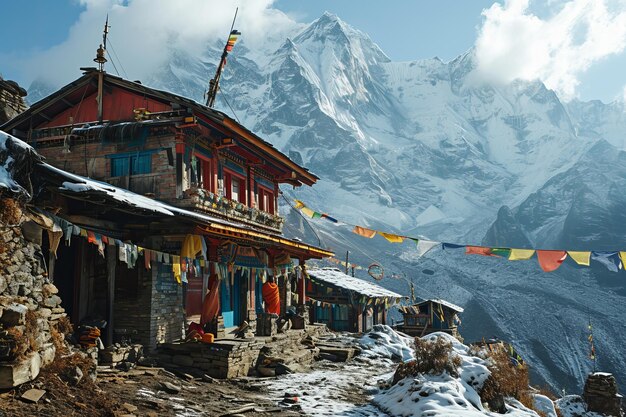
(273, 182, 279, 215)
(298, 259, 306, 306)
(247, 166, 254, 208)
(105, 244, 116, 346)
(176, 151, 183, 198)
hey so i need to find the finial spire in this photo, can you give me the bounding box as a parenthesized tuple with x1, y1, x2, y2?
(93, 15, 110, 72)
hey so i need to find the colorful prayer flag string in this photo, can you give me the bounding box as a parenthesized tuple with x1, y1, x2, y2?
(292, 198, 626, 273)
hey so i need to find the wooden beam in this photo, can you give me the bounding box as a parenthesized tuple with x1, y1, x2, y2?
(65, 215, 119, 231)
(105, 244, 116, 346)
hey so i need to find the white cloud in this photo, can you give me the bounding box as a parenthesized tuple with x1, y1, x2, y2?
(473, 0, 626, 100)
(11, 0, 299, 87)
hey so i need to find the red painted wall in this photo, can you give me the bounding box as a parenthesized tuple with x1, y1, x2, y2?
(41, 86, 171, 128)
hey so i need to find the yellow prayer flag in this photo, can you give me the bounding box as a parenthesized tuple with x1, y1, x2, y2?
(568, 251, 591, 266)
(294, 200, 305, 209)
(172, 262, 182, 284)
(301, 207, 315, 218)
(379, 232, 404, 243)
(620, 252, 626, 268)
(508, 249, 535, 261)
(353, 225, 377, 238)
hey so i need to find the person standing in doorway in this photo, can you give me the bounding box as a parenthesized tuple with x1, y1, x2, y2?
(262, 276, 280, 315)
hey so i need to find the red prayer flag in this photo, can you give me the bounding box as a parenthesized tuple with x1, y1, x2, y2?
(536, 250, 567, 272)
(465, 246, 494, 256)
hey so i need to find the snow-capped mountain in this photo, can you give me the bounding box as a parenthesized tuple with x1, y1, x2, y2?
(28, 12, 626, 393)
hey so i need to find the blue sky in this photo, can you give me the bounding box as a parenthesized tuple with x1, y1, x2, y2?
(1, 0, 626, 103)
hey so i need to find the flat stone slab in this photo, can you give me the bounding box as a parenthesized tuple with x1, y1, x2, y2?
(20, 388, 46, 403)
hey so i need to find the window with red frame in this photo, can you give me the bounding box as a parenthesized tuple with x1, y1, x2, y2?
(190, 155, 212, 192)
(257, 186, 274, 214)
(224, 170, 246, 205)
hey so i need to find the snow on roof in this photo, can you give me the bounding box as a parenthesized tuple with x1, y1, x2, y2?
(45, 163, 256, 230)
(307, 267, 404, 300)
(0, 130, 39, 198)
(416, 298, 464, 313)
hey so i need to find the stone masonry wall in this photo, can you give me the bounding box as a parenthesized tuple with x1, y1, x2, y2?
(113, 262, 184, 351)
(0, 199, 64, 388)
(157, 324, 327, 379)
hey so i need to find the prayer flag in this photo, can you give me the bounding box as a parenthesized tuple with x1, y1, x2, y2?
(568, 251, 591, 266)
(312, 212, 323, 219)
(536, 250, 567, 272)
(415, 239, 440, 257)
(353, 226, 376, 238)
(301, 207, 315, 218)
(442, 243, 465, 250)
(225, 30, 241, 52)
(491, 248, 511, 258)
(508, 249, 535, 261)
(619, 251, 626, 268)
(379, 232, 404, 243)
(591, 251, 622, 272)
(294, 200, 305, 209)
(465, 246, 494, 256)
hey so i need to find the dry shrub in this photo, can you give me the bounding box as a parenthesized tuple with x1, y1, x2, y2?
(6, 326, 25, 360)
(24, 309, 40, 352)
(478, 349, 545, 414)
(45, 350, 97, 387)
(7, 310, 40, 361)
(50, 316, 73, 354)
(536, 385, 558, 400)
(393, 336, 462, 384)
(0, 198, 22, 226)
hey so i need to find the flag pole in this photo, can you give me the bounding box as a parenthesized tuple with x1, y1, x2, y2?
(206, 8, 240, 108)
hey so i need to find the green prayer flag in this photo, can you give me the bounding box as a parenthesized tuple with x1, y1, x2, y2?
(491, 247, 511, 258)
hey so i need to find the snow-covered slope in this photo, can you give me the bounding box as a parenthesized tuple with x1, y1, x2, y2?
(28, 12, 626, 394)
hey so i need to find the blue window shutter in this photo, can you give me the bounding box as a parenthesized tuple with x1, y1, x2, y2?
(111, 157, 129, 177)
(111, 152, 151, 176)
(130, 153, 152, 175)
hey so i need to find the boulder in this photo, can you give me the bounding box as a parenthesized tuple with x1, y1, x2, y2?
(0, 352, 41, 389)
(0, 303, 27, 326)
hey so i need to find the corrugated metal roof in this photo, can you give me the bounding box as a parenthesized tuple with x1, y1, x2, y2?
(307, 267, 404, 301)
(416, 299, 464, 313)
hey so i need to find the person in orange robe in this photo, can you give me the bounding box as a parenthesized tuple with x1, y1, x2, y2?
(200, 274, 220, 327)
(262, 276, 280, 315)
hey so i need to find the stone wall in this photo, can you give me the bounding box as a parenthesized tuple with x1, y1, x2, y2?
(0, 76, 28, 125)
(113, 261, 184, 351)
(0, 199, 63, 388)
(156, 324, 327, 379)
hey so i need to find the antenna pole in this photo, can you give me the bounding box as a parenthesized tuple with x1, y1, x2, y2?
(206, 8, 240, 108)
(345, 251, 349, 275)
(94, 15, 110, 123)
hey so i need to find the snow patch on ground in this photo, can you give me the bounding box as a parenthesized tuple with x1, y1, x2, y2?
(357, 324, 414, 362)
(556, 395, 605, 417)
(373, 332, 542, 417)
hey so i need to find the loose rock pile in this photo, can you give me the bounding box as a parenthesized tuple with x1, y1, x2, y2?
(583, 372, 624, 416)
(0, 201, 66, 389)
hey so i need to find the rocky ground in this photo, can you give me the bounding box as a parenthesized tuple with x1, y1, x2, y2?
(0, 355, 393, 417)
(0, 327, 407, 417)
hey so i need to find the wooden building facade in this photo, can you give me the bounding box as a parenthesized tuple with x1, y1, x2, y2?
(396, 299, 463, 340)
(306, 268, 404, 333)
(1, 70, 333, 350)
